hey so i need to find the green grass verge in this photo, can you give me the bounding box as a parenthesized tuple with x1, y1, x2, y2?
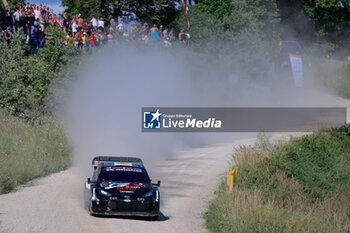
(0, 110, 71, 194)
(205, 128, 350, 233)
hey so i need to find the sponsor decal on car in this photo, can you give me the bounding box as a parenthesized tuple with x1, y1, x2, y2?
(103, 167, 143, 172)
(105, 182, 144, 190)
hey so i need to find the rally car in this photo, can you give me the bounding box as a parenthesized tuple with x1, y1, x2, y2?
(84, 156, 160, 219)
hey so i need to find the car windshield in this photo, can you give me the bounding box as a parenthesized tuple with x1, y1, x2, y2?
(98, 167, 150, 183)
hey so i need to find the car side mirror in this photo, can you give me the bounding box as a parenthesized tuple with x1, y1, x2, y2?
(152, 180, 161, 187)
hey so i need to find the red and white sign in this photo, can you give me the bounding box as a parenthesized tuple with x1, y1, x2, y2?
(288, 54, 303, 87)
(186, 0, 190, 29)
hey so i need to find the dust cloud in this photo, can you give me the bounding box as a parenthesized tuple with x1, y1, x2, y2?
(52, 44, 340, 177)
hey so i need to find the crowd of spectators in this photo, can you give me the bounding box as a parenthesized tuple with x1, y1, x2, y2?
(64, 16, 191, 51)
(0, 2, 191, 53)
(0, 2, 58, 52)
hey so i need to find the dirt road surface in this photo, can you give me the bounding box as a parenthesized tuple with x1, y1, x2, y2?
(0, 135, 267, 233)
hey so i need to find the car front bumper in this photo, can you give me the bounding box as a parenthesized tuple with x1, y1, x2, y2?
(91, 199, 159, 217)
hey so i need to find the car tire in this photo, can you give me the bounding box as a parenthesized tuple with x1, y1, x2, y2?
(148, 215, 159, 221)
(88, 199, 95, 216)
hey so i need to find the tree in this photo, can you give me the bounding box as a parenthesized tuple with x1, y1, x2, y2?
(1, 0, 24, 10)
(276, 0, 350, 52)
(0, 27, 79, 119)
(61, 0, 178, 26)
(2, 0, 8, 9)
(173, 0, 280, 77)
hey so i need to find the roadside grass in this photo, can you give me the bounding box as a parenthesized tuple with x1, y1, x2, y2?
(0, 110, 71, 194)
(205, 128, 350, 233)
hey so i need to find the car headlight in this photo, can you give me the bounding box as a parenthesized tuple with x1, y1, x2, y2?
(100, 189, 111, 196)
(143, 189, 153, 197)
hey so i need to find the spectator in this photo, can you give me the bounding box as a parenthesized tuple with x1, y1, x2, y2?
(74, 30, 81, 47)
(169, 28, 175, 41)
(34, 6, 40, 19)
(77, 14, 84, 31)
(62, 12, 68, 33)
(163, 27, 168, 38)
(3, 27, 12, 45)
(50, 14, 57, 26)
(159, 25, 163, 39)
(140, 22, 149, 37)
(185, 30, 190, 44)
(88, 32, 96, 50)
(90, 15, 97, 29)
(81, 32, 87, 48)
(117, 20, 124, 32)
(163, 36, 171, 48)
(13, 9, 21, 29)
(97, 17, 104, 29)
(110, 18, 116, 32)
(179, 29, 188, 46)
(71, 18, 78, 36)
(151, 25, 159, 42)
(150, 24, 158, 33)
(107, 28, 113, 43)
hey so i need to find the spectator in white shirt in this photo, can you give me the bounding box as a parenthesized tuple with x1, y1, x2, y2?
(97, 17, 104, 29)
(13, 9, 21, 29)
(34, 7, 41, 19)
(90, 15, 97, 29)
(117, 20, 124, 32)
(72, 21, 78, 35)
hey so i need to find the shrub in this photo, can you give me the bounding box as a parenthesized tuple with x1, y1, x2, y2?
(205, 127, 350, 233)
(0, 110, 71, 194)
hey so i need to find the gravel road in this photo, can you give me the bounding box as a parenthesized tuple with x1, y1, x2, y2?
(0, 136, 262, 233)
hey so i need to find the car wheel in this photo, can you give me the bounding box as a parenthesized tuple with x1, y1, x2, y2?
(88, 198, 95, 216)
(148, 215, 159, 221)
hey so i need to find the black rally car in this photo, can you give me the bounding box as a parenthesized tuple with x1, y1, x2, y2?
(84, 156, 160, 219)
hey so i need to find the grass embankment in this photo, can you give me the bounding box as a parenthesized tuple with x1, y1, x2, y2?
(205, 128, 350, 233)
(0, 110, 71, 194)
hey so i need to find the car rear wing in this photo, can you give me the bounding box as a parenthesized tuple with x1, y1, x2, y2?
(91, 156, 143, 169)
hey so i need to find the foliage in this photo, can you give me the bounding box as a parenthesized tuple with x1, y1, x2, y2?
(304, 0, 350, 46)
(0, 27, 79, 120)
(61, 0, 178, 26)
(172, 0, 280, 78)
(0, 0, 24, 10)
(277, 0, 350, 52)
(0, 109, 71, 194)
(206, 128, 350, 232)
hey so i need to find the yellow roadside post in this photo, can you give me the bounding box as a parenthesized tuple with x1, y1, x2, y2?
(227, 167, 238, 191)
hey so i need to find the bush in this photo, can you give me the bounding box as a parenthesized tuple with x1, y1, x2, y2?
(0, 110, 71, 194)
(205, 128, 350, 233)
(0, 28, 79, 120)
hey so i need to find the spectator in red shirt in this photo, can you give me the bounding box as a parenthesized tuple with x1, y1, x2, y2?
(89, 33, 96, 47)
(50, 14, 56, 26)
(29, 10, 35, 18)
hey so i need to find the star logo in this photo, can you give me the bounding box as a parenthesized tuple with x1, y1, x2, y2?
(143, 109, 162, 129)
(151, 109, 162, 122)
